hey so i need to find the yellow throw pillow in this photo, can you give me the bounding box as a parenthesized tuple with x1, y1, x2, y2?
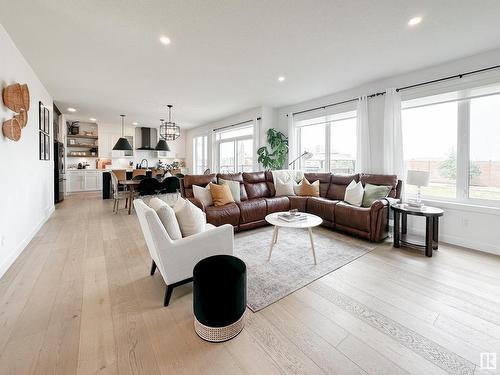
(298, 177, 320, 197)
(209, 183, 235, 206)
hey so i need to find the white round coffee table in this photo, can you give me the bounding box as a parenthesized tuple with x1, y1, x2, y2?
(265, 212, 323, 265)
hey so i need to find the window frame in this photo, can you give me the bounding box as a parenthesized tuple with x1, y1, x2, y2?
(215, 124, 254, 173)
(192, 135, 208, 174)
(295, 110, 357, 173)
(402, 86, 500, 208)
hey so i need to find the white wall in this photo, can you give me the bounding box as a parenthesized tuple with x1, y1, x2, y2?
(0, 24, 54, 277)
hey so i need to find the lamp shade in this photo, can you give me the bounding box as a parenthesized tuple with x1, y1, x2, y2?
(303, 151, 313, 160)
(406, 170, 430, 187)
(112, 137, 133, 151)
(155, 139, 170, 151)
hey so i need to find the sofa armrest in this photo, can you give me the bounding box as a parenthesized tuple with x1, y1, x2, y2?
(370, 199, 389, 211)
(369, 199, 390, 241)
(160, 224, 234, 284)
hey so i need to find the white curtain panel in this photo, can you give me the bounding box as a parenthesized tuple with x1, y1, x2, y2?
(287, 112, 297, 169)
(355, 96, 371, 173)
(253, 117, 261, 171)
(383, 88, 405, 180)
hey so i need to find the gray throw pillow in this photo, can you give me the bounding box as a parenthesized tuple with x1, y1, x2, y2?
(361, 183, 392, 207)
(219, 178, 241, 202)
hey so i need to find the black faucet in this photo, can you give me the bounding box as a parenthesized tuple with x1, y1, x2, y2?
(140, 159, 148, 169)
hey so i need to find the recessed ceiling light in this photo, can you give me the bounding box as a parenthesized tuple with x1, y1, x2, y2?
(278, 76, 285, 82)
(89, 118, 96, 122)
(159, 36, 171, 45)
(67, 107, 76, 112)
(132, 122, 138, 125)
(408, 16, 422, 26)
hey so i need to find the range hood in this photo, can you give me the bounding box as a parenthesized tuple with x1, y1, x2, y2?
(135, 127, 158, 150)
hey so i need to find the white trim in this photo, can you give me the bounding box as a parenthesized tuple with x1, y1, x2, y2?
(420, 198, 500, 215)
(0, 206, 55, 279)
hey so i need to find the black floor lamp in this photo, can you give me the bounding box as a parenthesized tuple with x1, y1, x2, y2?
(288, 151, 313, 169)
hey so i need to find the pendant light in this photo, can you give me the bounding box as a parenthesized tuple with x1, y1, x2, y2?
(159, 105, 181, 141)
(155, 118, 171, 151)
(112, 114, 133, 151)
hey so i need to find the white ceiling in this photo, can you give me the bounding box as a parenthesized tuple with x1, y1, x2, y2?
(1, 0, 500, 129)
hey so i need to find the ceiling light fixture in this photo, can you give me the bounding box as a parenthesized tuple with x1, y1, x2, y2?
(159, 36, 171, 45)
(278, 76, 285, 82)
(67, 107, 76, 112)
(89, 118, 97, 122)
(112, 114, 133, 151)
(408, 16, 422, 26)
(132, 122, 138, 125)
(159, 105, 181, 141)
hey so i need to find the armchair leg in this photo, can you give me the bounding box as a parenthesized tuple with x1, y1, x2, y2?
(164, 285, 174, 306)
(150, 260, 157, 276)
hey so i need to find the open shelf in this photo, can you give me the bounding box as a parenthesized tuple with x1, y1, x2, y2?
(67, 144, 98, 148)
(67, 153, 98, 157)
(67, 134, 98, 140)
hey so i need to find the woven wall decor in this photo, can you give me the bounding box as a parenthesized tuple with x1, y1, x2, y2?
(1, 82, 30, 142)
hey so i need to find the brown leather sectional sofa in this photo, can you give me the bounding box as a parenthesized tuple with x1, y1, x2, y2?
(180, 171, 402, 242)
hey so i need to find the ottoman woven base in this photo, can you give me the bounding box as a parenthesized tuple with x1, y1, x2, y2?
(194, 312, 245, 342)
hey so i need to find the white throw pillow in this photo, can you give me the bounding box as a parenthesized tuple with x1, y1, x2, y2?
(275, 177, 296, 196)
(193, 184, 213, 207)
(149, 198, 182, 240)
(219, 178, 241, 202)
(293, 180, 303, 195)
(174, 197, 206, 237)
(344, 180, 364, 207)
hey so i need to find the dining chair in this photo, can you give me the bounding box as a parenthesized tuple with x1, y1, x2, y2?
(132, 169, 147, 179)
(160, 176, 180, 194)
(137, 177, 161, 196)
(110, 171, 128, 213)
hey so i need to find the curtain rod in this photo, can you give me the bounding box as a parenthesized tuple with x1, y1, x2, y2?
(212, 117, 261, 132)
(287, 63, 500, 117)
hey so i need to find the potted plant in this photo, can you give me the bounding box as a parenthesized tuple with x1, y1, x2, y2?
(257, 129, 288, 170)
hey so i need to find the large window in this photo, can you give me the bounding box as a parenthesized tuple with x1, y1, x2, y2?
(295, 110, 356, 173)
(402, 84, 500, 204)
(192, 135, 208, 174)
(215, 124, 253, 173)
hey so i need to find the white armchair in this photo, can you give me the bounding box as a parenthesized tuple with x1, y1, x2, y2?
(133, 199, 234, 306)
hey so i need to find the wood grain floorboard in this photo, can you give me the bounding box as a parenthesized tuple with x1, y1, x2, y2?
(1, 192, 500, 374)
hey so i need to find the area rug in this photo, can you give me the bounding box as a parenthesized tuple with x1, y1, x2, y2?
(234, 226, 376, 312)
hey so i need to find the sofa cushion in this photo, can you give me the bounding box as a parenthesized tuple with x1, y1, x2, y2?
(326, 173, 360, 200)
(361, 183, 392, 207)
(192, 184, 213, 207)
(360, 174, 398, 198)
(275, 177, 296, 196)
(209, 183, 235, 206)
(174, 198, 206, 237)
(307, 197, 337, 223)
(304, 173, 332, 197)
(217, 173, 248, 201)
(243, 172, 271, 199)
(297, 177, 320, 197)
(265, 196, 290, 214)
(288, 196, 308, 212)
(334, 201, 371, 232)
(344, 180, 364, 207)
(205, 202, 240, 227)
(219, 178, 241, 202)
(236, 198, 267, 224)
(149, 198, 182, 240)
(182, 174, 217, 198)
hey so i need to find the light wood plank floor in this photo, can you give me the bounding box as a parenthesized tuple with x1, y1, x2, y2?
(1, 192, 500, 375)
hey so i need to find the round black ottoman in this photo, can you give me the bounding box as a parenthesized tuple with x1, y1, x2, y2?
(193, 255, 246, 342)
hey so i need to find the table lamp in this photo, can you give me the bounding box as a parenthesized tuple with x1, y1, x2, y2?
(406, 170, 430, 208)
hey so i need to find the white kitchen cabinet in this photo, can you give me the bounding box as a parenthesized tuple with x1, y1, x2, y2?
(98, 131, 121, 158)
(66, 170, 103, 193)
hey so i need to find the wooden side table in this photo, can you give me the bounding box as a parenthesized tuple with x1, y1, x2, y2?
(392, 204, 444, 257)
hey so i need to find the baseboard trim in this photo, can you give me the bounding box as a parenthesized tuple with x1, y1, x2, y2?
(408, 228, 500, 256)
(0, 205, 55, 279)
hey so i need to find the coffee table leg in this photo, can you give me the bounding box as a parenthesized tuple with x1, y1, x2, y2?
(268, 226, 278, 261)
(308, 228, 317, 265)
(274, 226, 279, 244)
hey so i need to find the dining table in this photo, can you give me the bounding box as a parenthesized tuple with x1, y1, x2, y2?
(119, 179, 141, 214)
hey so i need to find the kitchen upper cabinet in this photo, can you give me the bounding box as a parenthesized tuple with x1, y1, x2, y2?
(99, 131, 120, 158)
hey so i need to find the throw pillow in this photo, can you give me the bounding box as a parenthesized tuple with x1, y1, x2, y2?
(298, 177, 320, 197)
(361, 183, 392, 207)
(193, 184, 213, 207)
(174, 197, 206, 237)
(344, 180, 364, 207)
(149, 198, 182, 240)
(219, 178, 241, 202)
(275, 177, 296, 196)
(209, 183, 235, 206)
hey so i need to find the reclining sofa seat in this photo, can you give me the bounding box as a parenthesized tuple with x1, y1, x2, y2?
(180, 171, 402, 242)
